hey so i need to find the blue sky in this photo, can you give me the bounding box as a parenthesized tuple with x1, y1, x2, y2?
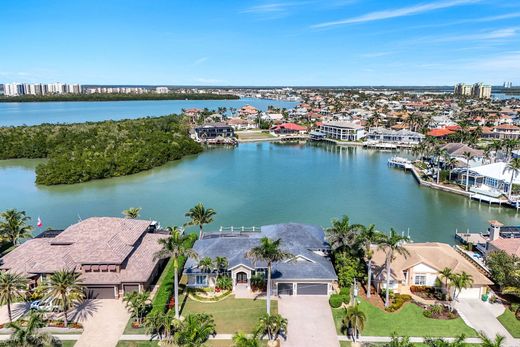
(1, 0, 519, 86)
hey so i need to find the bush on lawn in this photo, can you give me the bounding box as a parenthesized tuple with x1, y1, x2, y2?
(385, 294, 412, 312)
(329, 294, 344, 308)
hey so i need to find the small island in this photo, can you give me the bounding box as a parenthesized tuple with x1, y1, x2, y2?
(0, 115, 203, 185)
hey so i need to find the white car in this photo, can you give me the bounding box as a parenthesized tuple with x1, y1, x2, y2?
(30, 298, 60, 312)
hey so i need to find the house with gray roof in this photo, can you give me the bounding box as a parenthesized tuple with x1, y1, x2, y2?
(184, 223, 337, 296)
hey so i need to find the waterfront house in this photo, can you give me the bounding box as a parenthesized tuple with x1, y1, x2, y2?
(370, 242, 492, 299)
(481, 220, 520, 257)
(482, 124, 520, 140)
(367, 127, 424, 144)
(195, 123, 235, 140)
(270, 123, 307, 135)
(454, 162, 520, 196)
(319, 121, 365, 141)
(440, 143, 485, 165)
(0, 217, 167, 299)
(184, 223, 338, 296)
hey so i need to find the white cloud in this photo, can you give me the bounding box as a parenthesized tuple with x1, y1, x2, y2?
(193, 57, 208, 66)
(469, 51, 520, 70)
(431, 27, 519, 42)
(311, 0, 479, 28)
(242, 3, 288, 14)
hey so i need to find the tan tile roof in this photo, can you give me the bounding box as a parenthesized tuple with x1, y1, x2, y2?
(371, 242, 492, 285)
(488, 238, 520, 257)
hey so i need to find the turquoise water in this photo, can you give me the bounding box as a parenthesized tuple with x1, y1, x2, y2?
(0, 143, 518, 243)
(0, 98, 297, 126)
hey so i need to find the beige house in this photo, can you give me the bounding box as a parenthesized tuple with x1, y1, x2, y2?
(0, 217, 167, 299)
(370, 242, 493, 299)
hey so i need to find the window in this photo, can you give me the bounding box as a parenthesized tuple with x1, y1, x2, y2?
(196, 275, 207, 286)
(415, 275, 426, 285)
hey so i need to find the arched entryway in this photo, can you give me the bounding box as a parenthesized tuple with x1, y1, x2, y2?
(236, 271, 248, 284)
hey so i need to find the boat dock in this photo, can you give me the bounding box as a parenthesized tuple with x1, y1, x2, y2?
(387, 156, 413, 170)
(454, 230, 488, 245)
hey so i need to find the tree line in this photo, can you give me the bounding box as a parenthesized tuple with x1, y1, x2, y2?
(0, 92, 239, 103)
(0, 114, 203, 185)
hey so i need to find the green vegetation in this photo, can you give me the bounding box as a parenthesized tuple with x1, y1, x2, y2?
(0, 92, 239, 103)
(497, 309, 520, 338)
(0, 114, 203, 185)
(182, 297, 278, 334)
(332, 299, 477, 337)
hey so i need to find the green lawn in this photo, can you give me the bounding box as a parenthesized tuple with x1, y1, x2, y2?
(117, 340, 265, 347)
(497, 309, 520, 338)
(123, 316, 147, 335)
(61, 341, 76, 347)
(332, 300, 477, 337)
(181, 296, 277, 334)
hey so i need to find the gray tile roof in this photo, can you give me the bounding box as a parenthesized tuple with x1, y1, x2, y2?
(185, 223, 337, 281)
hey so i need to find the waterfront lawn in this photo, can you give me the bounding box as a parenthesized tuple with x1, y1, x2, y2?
(332, 299, 477, 337)
(497, 309, 520, 338)
(181, 296, 277, 334)
(236, 131, 274, 140)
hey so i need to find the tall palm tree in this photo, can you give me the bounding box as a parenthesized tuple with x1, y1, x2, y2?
(198, 257, 213, 273)
(185, 203, 216, 239)
(214, 256, 229, 290)
(451, 271, 473, 302)
(462, 151, 475, 192)
(3, 311, 61, 347)
(45, 269, 84, 328)
(123, 291, 151, 325)
(326, 215, 365, 253)
(255, 313, 288, 343)
(341, 304, 366, 342)
(378, 229, 411, 307)
(246, 237, 293, 315)
(356, 224, 382, 298)
(0, 209, 33, 245)
(122, 207, 141, 219)
(438, 267, 453, 301)
(232, 332, 261, 347)
(0, 272, 28, 322)
(154, 227, 199, 319)
(478, 331, 505, 347)
(503, 158, 520, 199)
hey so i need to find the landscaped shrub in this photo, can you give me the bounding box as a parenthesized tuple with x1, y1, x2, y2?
(250, 273, 266, 291)
(329, 294, 344, 308)
(189, 288, 232, 302)
(385, 294, 412, 312)
(216, 276, 232, 291)
(422, 303, 459, 320)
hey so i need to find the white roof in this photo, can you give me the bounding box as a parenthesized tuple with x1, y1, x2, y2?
(322, 121, 364, 129)
(469, 162, 520, 184)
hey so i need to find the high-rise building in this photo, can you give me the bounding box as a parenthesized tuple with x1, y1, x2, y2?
(453, 83, 472, 96)
(503, 82, 513, 89)
(471, 83, 492, 99)
(156, 86, 169, 94)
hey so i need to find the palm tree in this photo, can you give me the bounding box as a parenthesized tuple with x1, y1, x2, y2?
(462, 151, 475, 192)
(478, 331, 505, 347)
(144, 309, 179, 342)
(378, 229, 411, 307)
(232, 332, 261, 347)
(2, 311, 61, 347)
(123, 291, 151, 326)
(255, 313, 288, 343)
(174, 313, 216, 347)
(504, 158, 520, 199)
(44, 269, 84, 328)
(326, 215, 365, 253)
(122, 207, 141, 219)
(385, 333, 413, 347)
(443, 155, 458, 182)
(451, 271, 473, 302)
(154, 226, 198, 319)
(341, 304, 366, 342)
(356, 224, 382, 298)
(0, 209, 33, 245)
(246, 237, 293, 315)
(185, 203, 216, 239)
(214, 256, 229, 290)
(438, 267, 453, 301)
(0, 272, 28, 322)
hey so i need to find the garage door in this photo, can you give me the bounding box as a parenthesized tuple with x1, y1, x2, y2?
(123, 284, 139, 294)
(86, 286, 116, 299)
(277, 283, 293, 295)
(458, 287, 482, 299)
(297, 283, 328, 295)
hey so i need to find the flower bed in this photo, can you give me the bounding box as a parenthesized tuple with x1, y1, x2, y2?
(421, 303, 459, 320)
(410, 285, 445, 301)
(384, 293, 412, 312)
(188, 288, 232, 302)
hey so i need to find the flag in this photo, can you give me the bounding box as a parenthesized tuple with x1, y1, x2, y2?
(37, 216, 42, 228)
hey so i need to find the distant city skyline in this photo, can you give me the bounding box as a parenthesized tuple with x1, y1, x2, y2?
(1, 0, 520, 86)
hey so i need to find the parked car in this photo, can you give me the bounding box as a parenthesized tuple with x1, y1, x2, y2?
(30, 298, 60, 312)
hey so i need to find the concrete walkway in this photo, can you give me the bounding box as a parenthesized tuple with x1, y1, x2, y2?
(339, 335, 483, 344)
(455, 298, 519, 347)
(278, 296, 339, 347)
(74, 299, 130, 347)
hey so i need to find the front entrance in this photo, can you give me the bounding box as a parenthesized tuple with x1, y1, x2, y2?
(236, 271, 248, 284)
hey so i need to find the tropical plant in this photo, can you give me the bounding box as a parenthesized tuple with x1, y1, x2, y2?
(503, 158, 520, 199)
(438, 267, 453, 301)
(477, 331, 506, 347)
(250, 273, 266, 292)
(0, 209, 33, 245)
(356, 224, 382, 298)
(462, 151, 475, 192)
(1, 311, 61, 347)
(214, 256, 229, 283)
(185, 203, 216, 239)
(144, 309, 180, 342)
(216, 276, 232, 291)
(232, 331, 261, 347)
(154, 226, 199, 319)
(0, 271, 28, 322)
(246, 237, 293, 314)
(174, 313, 216, 347)
(123, 290, 151, 325)
(255, 313, 288, 343)
(341, 304, 366, 342)
(424, 334, 466, 347)
(198, 257, 213, 273)
(378, 228, 411, 307)
(451, 271, 473, 302)
(384, 332, 414, 347)
(44, 269, 84, 327)
(122, 207, 141, 219)
(326, 215, 365, 253)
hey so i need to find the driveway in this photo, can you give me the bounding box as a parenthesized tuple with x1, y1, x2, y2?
(278, 296, 339, 347)
(0, 302, 30, 324)
(455, 299, 519, 347)
(73, 299, 130, 347)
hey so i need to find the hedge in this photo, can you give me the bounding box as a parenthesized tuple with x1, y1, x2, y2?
(150, 233, 197, 314)
(329, 294, 344, 308)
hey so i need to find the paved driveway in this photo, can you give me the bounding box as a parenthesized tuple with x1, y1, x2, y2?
(0, 302, 30, 324)
(278, 296, 339, 347)
(73, 299, 130, 347)
(455, 299, 519, 347)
